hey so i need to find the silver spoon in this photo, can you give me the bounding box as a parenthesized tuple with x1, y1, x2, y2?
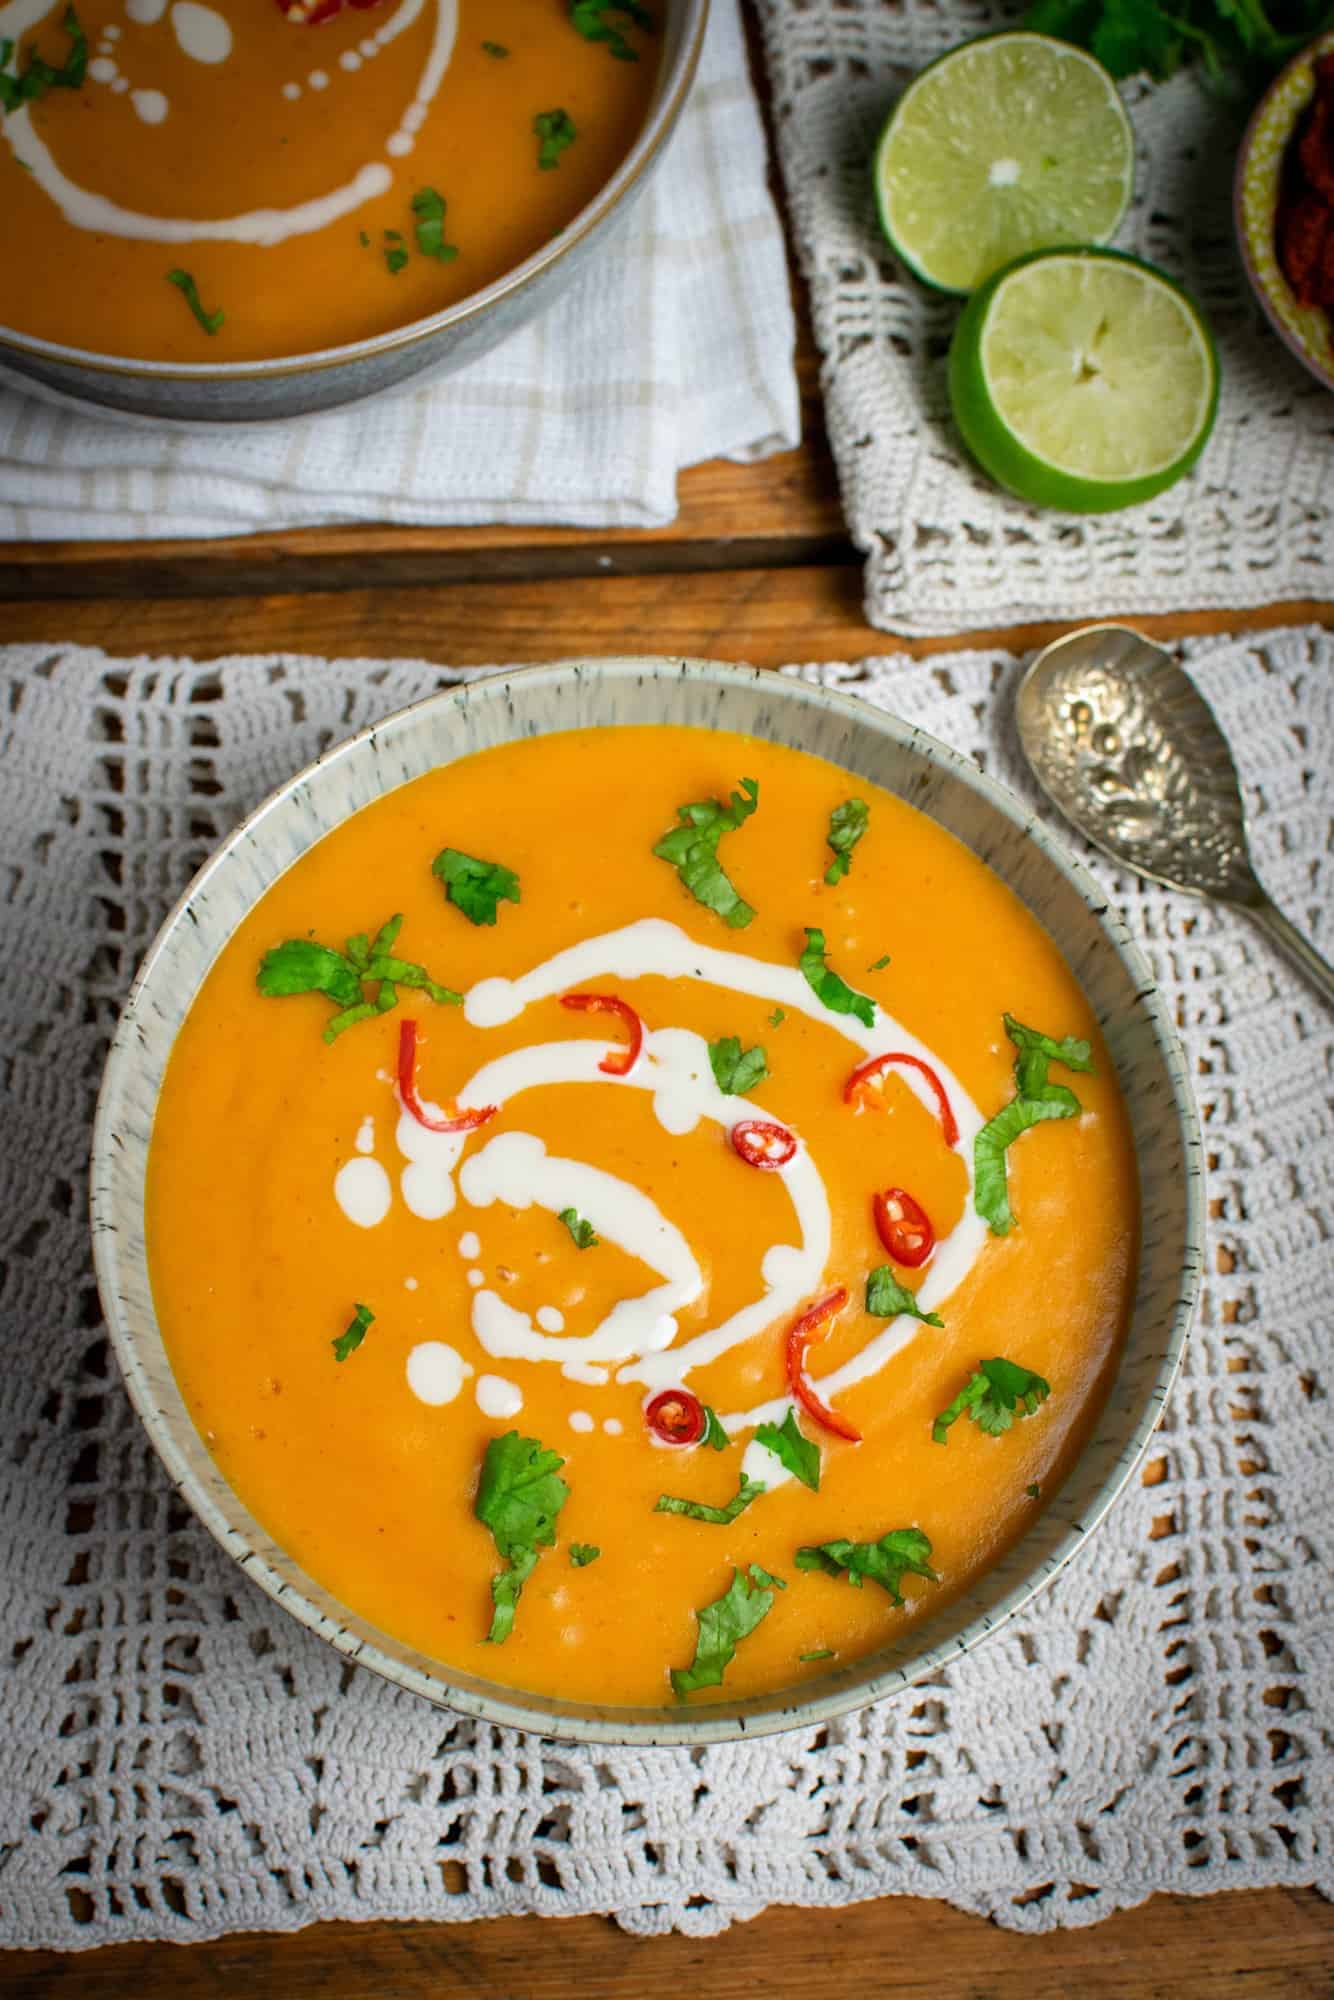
(1015, 623, 1333, 1009)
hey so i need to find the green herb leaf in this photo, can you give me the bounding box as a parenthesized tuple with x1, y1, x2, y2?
(0, 6, 86, 113)
(475, 1431, 570, 1642)
(1026, 1482, 1041, 1499)
(432, 846, 521, 925)
(569, 1542, 601, 1566)
(534, 106, 577, 169)
(481, 38, 509, 54)
(799, 1648, 834, 1662)
(653, 777, 759, 928)
(257, 920, 458, 1042)
(974, 1012, 1095, 1233)
(558, 1207, 599, 1249)
(753, 1406, 820, 1492)
(824, 798, 869, 885)
(166, 269, 224, 335)
(670, 1563, 784, 1698)
(655, 1474, 765, 1525)
(332, 1302, 374, 1363)
(358, 230, 371, 247)
(569, 0, 654, 63)
(708, 1034, 769, 1095)
(411, 186, 460, 262)
(384, 243, 409, 275)
(795, 1527, 937, 1607)
(768, 1007, 786, 1027)
(258, 939, 364, 1010)
(486, 1544, 538, 1645)
(799, 927, 875, 1029)
(932, 1358, 1051, 1445)
(868, 953, 890, 972)
(702, 1405, 729, 1451)
(865, 1266, 944, 1327)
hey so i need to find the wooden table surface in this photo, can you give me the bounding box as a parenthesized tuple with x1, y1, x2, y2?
(2, 45, 1331, 1994)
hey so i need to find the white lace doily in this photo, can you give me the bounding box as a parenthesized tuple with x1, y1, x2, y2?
(755, 0, 1334, 635)
(0, 632, 1329, 1948)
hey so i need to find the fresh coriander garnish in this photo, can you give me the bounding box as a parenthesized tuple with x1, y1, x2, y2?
(653, 777, 758, 928)
(799, 927, 876, 1028)
(0, 6, 86, 113)
(166, 269, 224, 335)
(654, 1474, 765, 1525)
(257, 914, 460, 1043)
(481, 38, 508, 55)
(865, 1266, 943, 1327)
(768, 1007, 786, 1027)
(1025, 1482, 1041, 1499)
(412, 187, 459, 262)
(569, 0, 654, 63)
(671, 1563, 783, 1699)
(432, 846, 521, 926)
(535, 107, 577, 169)
(569, 1542, 601, 1566)
(795, 1527, 938, 1607)
(753, 1406, 820, 1492)
(708, 1034, 769, 1095)
(558, 1208, 599, 1249)
(974, 1012, 1095, 1233)
(384, 237, 408, 275)
(932, 1359, 1051, 1445)
(332, 1302, 374, 1363)
(702, 1405, 729, 1451)
(358, 230, 371, 248)
(799, 1648, 834, 1662)
(868, 953, 890, 972)
(475, 1431, 570, 1643)
(824, 798, 868, 885)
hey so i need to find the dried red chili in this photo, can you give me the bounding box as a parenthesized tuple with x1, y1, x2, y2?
(397, 1019, 496, 1134)
(1277, 53, 1334, 327)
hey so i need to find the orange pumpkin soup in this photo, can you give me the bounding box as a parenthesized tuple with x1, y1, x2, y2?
(146, 726, 1138, 1707)
(0, 0, 658, 361)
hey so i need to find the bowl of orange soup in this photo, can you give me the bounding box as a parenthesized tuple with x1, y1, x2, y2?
(0, 0, 705, 421)
(91, 658, 1203, 1743)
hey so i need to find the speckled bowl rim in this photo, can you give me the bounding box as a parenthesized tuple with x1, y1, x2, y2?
(1233, 28, 1334, 394)
(0, 0, 708, 385)
(91, 657, 1204, 1746)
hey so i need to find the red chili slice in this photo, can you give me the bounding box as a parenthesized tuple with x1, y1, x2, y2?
(873, 1187, 935, 1268)
(785, 1288, 861, 1443)
(397, 1019, 497, 1134)
(560, 992, 644, 1076)
(645, 1388, 707, 1446)
(844, 1051, 959, 1149)
(276, 0, 385, 23)
(730, 1118, 798, 1169)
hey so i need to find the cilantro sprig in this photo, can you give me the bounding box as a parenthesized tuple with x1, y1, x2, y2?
(558, 1208, 599, 1249)
(974, 1013, 1095, 1234)
(535, 108, 577, 169)
(708, 1035, 768, 1095)
(433, 846, 520, 926)
(167, 270, 224, 336)
(1024, 0, 1322, 86)
(569, 1543, 601, 1567)
(412, 187, 459, 263)
(795, 1527, 938, 1607)
(569, 0, 654, 62)
(671, 1564, 784, 1698)
(702, 1405, 729, 1451)
(825, 798, 868, 885)
(655, 1475, 765, 1525)
(257, 914, 461, 1043)
(475, 1432, 570, 1643)
(0, 6, 86, 112)
(799, 927, 876, 1029)
(865, 1267, 943, 1327)
(332, 1302, 374, 1363)
(932, 1359, 1051, 1445)
(753, 1407, 820, 1492)
(653, 777, 759, 928)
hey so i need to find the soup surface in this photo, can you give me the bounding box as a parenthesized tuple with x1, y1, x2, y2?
(146, 725, 1138, 1708)
(0, 0, 658, 360)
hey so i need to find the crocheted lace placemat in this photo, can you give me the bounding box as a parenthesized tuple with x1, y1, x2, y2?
(1, 631, 1329, 1949)
(755, 0, 1334, 635)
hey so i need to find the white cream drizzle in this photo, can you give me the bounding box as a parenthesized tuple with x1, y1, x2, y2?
(475, 1373, 522, 1419)
(457, 1231, 480, 1260)
(170, 2, 230, 65)
(334, 1156, 391, 1229)
(406, 1341, 471, 1406)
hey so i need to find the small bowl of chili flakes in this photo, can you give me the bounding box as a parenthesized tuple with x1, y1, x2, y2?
(1235, 29, 1334, 394)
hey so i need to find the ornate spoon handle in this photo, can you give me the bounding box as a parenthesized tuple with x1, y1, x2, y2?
(1244, 897, 1334, 1011)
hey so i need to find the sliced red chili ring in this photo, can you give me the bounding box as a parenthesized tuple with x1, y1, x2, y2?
(730, 1118, 798, 1169)
(873, 1187, 935, 1268)
(645, 1387, 707, 1446)
(844, 1050, 959, 1149)
(275, 0, 343, 24)
(560, 992, 644, 1076)
(397, 1019, 497, 1135)
(785, 1287, 861, 1443)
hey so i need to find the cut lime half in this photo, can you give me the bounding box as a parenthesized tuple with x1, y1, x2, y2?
(948, 248, 1219, 513)
(874, 32, 1134, 295)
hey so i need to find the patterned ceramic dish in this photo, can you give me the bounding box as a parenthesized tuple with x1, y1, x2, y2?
(90, 658, 1204, 1745)
(1234, 29, 1334, 394)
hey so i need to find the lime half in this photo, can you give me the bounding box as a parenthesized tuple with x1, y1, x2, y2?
(874, 32, 1134, 295)
(948, 248, 1219, 513)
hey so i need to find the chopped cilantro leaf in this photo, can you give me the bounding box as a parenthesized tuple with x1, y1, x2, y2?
(1026, 1482, 1041, 1499)
(865, 1266, 943, 1327)
(799, 927, 875, 1028)
(974, 1013, 1095, 1234)
(569, 0, 654, 63)
(475, 1431, 570, 1642)
(0, 6, 86, 113)
(655, 1475, 765, 1525)
(795, 1527, 937, 1607)
(868, 953, 890, 972)
(671, 1563, 783, 1698)
(432, 846, 521, 926)
(412, 186, 459, 262)
(702, 1405, 729, 1451)
(535, 107, 577, 170)
(332, 1302, 374, 1362)
(768, 1007, 786, 1027)
(799, 1648, 834, 1662)
(384, 242, 408, 275)
(166, 269, 224, 335)
(481, 38, 509, 54)
(932, 1359, 1051, 1445)
(569, 1543, 601, 1566)
(558, 1208, 599, 1249)
(753, 1406, 820, 1492)
(825, 798, 868, 885)
(708, 1034, 769, 1095)
(257, 918, 460, 1043)
(653, 777, 758, 928)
